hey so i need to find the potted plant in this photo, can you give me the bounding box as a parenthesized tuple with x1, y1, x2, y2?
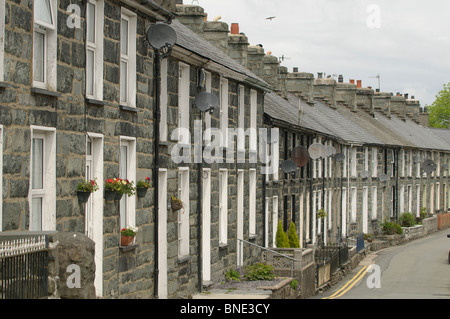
(77, 178, 99, 204)
(118, 178, 136, 198)
(136, 177, 151, 198)
(105, 178, 120, 201)
(171, 195, 184, 212)
(317, 208, 327, 219)
(120, 225, 138, 246)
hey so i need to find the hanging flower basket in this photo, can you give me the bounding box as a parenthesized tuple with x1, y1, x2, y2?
(77, 191, 91, 204)
(137, 187, 148, 198)
(136, 177, 151, 198)
(171, 195, 184, 212)
(77, 179, 98, 204)
(104, 190, 116, 202)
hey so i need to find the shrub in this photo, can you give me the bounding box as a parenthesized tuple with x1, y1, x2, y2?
(381, 221, 403, 235)
(275, 221, 290, 248)
(225, 268, 241, 282)
(244, 263, 275, 281)
(399, 212, 416, 227)
(288, 222, 300, 248)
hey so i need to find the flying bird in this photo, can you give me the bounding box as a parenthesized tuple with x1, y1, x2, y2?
(266, 16, 276, 21)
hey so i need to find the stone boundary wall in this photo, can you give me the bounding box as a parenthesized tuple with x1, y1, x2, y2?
(438, 212, 450, 230)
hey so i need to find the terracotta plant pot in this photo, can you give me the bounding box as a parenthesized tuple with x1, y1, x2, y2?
(121, 235, 135, 246)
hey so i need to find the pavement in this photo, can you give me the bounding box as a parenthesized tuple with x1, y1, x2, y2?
(192, 288, 272, 299)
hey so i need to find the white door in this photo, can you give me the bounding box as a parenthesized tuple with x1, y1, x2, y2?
(158, 170, 168, 299)
(86, 134, 104, 297)
(202, 169, 211, 283)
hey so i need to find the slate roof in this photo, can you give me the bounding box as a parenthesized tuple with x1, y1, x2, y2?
(170, 20, 270, 90)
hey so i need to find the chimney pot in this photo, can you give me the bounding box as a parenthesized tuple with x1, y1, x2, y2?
(338, 75, 343, 83)
(231, 23, 239, 35)
(350, 79, 355, 84)
(293, 67, 299, 73)
(318, 72, 323, 78)
(357, 80, 362, 88)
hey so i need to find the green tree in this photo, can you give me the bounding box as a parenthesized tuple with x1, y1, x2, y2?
(275, 221, 289, 248)
(288, 222, 300, 248)
(427, 82, 450, 128)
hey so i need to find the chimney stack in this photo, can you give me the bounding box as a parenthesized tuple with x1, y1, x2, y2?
(286, 68, 315, 105)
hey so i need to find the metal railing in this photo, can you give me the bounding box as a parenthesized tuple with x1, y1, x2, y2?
(237, 238, 300, 278)
(315, 242, 348, 275)
(0, 234, 49, 299)
(347, 233, 365, 253)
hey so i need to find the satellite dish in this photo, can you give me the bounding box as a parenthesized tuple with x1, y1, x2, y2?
(146, 23, 177, 50)
(360, 171, 370, 179)
(443, 163, 449, 171)
(282, 160, 297, 175)
(291, 146, 310, 168)
(413, 156, 422, 164)
(379, 174, 390, 182)
(308, 143, 326, 160)
(325, 145, 336, 157)
(422, 159, 437, 174)
(335, 153, 345, 162)
(194, 92, 219, 113)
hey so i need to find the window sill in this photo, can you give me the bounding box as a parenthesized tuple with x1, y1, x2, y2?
(120, 105, 141, 113)
(86, 98, 105, 106)
(249, 234, 257, 240)
(219, 243, 229, 250)
(119, 243, 139, 252)
(31, 87, 61, 98)
(177, 255, 191, 264)
(0, 82, 11, 89)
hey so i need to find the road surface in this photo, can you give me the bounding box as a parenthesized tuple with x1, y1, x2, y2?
(317, 229, 450, 299)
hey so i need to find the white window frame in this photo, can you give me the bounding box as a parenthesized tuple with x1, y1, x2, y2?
(203, 71, 212, 145)
(0, 0, 5, 82)
(219, 169, 228, 245)
(177, 167, 190, 258)
(86, 0, 104, 100)
(85, 132, 104, 297)
(237, 85, 245, 152)
(364, 147, 369, 172)
(119, 136, 136, 230)
(178, 62, 190, 145)
(350, 147, 357, 178)
(362, 186, 368, 233)
(371, 186, 377, 220)
(32, 0, 57, 91)
(371, 147, 378, 178)
(220, 78, 229, 148)
(249, 90, 257, 154)
(237, 170, 244, 264)
(249, 169, 257, 237)
(351, 187, 357, 224)
(29, 126, 56, 231)
(160, 58, 168, 142)
(0, 125, 3, 231)
(120, 8, 136, 107)
(272, 196, 278, 248)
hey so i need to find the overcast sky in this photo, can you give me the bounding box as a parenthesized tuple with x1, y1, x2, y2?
(194, 0, 450, 106)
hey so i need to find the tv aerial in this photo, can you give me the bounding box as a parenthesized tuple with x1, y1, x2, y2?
(194, 91, 219, 114)
(146, 23, 177, 58)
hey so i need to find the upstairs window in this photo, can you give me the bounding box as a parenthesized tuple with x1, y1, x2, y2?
(120, 9, 136, 107)
(33, 0, 57, 90)
(86, 0, 104, 100)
